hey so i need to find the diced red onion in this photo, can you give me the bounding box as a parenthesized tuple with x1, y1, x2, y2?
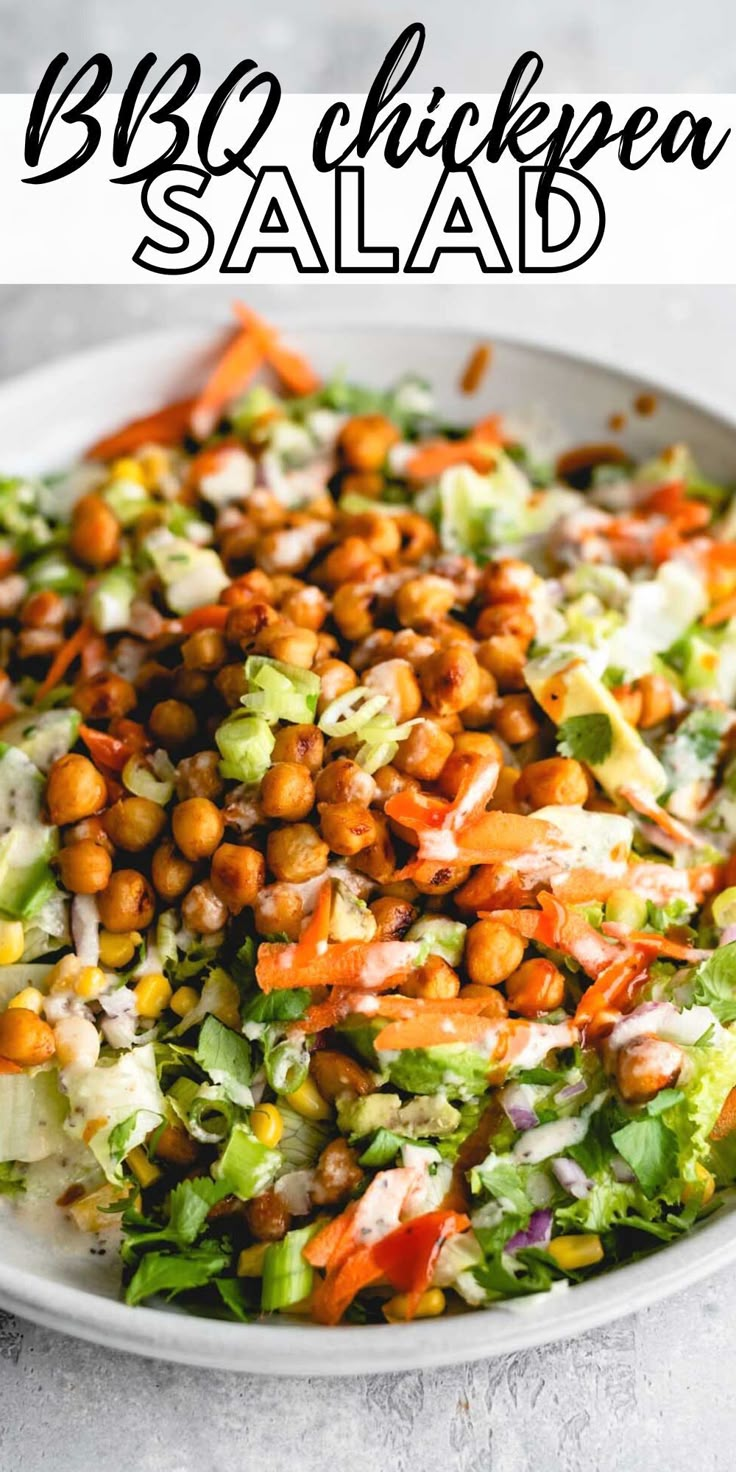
(506, 1209, 553, 1254)
(557, 1078, 587, 1103)
(71, 895, 99, 967)
(500, 1083, 538, 1133)
(551, 1157, 593, 1199)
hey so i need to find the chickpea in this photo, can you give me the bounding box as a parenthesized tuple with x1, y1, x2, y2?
(455, 668, 498, 730)
(454, 731, 503, 759)
(310, 1050, 374, 1102)
(314, 758, 376, 807)
(182, 880, 228, 934)
(615, 1036, 683, 1103)
(174, 751, 224, 803)
(181, 629, 226, 671)
(314, 632, 339, 664)
(369, 896, 418, 940)
(210, 843, 265, 914)
(70, 494, 120, 569)
(319, 537, 383, 590)
(436, 748, 498, 802)
(337, 413, 400, 470)
(254, 883, 304, 940)
(491, 695, 541, 745)
(475, 603, 535, 646)
(411, 862, 470, 896)
(172, 797, 224, 861)
(339, 469, 384, 501)
(97, 870, 155, 932)
(21, 589, 65, 628)
(371, 764, 419, 810)
(352, 813, 396, 885)
(260, 763, 315, 821)
(172, 668, 209, 703)
(225, 601, 280, 649)
(57, 839, 112, 895)
(489, 765, 523, 813)
(53, 1015, 100, 1072)
(279, 583, 329, 631)
(480, 557, 537, 604)
(221, 568, 273, 605)
(506, 958, 566, 1017)
(395, 511, 437, 563)
(134, 660, 172, 699)
(316, 658, 358, 711)
(103, 796, 167, 852)
(267, 823, 329, 884)
(149, 699, 198, 749)
(458, 983, 509, 1018)
(64, 815, 114, 855)
(395, 575, 456, 628)
(0, 1008, 55, 1067)
(214, 663, 248, 709)
(73, 672, 137, 722)
(363, 659, 422, 724)
(255, 624, 319, 670)
(466, 919, 526, 986)
(319, 801, 377, 857)
(151, 839, 195, 900)
(244, 1188, 291, 1242)
(515, 757, 589, 809)
(403, 955, 461, 1000)
(343, 510, 401, 561)
(477, 635, 527, 692)
(637, 673, 674, 730)
(47, 754, 107, 826)
(393, 720, 454, 780)
(420, 646, 480, 717)
(332, 584, 376, 641)
(271, 723, 324, 772)
(152, 1123, 199, 1166)
(613, 684, 643, 726)
(311, 1138, 365, 1206)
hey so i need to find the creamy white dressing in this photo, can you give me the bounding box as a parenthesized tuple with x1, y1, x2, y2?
(513, 1114, 589, 1165)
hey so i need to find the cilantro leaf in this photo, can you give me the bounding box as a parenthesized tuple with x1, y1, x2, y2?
(242, 989, 311, 1024)
(125, 1242, 229, 1306)
(108, 1112, 143, 1168)
(215, 1278, 254, 1322)
(689, 942, 736, 1024)
(195, 1014, 252, 1102)
(558, 713, 613, 765)
(611, 1117, 678, 1197)
(167, 1178, 231, 1247)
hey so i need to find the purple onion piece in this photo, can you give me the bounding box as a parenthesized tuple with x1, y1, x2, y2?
(557, 1078, 587, 1103)
(611, 1154, 636, 1183)
(551, 1157, 593, 1199)
(500, 1084, 538, 1133)
(506, 1209, 553, 1254)
(720, 924, 736, 946)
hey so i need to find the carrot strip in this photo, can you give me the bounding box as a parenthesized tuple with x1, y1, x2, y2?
(86, 397, 196, 461)
(232, 303, 320, 396)
(703, 592, 736, 628)
(601, 925, 711, 962)
(34, 622, 93, 705)
(485, 893, 623, 978)
(621, 786, 700, 847)
(255, 939, 422, 994)
(303, 1202, 359, 1270)
(78, 724, 132, 773)
(406, 426, 502, 482)
(374, 1013, 504, 1053)
(190, 330, 266, 441)
(292, 880, 332, 968)
(179, 605, 231, 634)
(574, 950, 651, 1033)
(460, 343, 492, 395)
(0, 701, 18, 726)
(711, 1087, 736, 1141)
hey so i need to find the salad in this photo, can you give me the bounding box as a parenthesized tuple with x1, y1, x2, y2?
(1, 306, 736, 1329)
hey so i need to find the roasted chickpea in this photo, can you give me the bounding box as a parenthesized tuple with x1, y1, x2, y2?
(255, 624, 319, 670)
(477, 635, 527, 692)
(393, 720, 454, 780)
(320, 537, 383, 589)
(351, 813, 396, 885)
(465, 919, 525, 986)
(369, 896, 418, 940)
(315, 658, 358, 711)
(489, 765, 523, 812)
(175, 751, 225, 802)
(436, 747, 498, 801)
(458, 983, 509, 1018)
(454, 668, 498, 730)
(371, 764, 419, 809)
(151, 839, 195, 900)
(343, 510, 401, 560)
(332, 584, 375, 641)
(152, 1123, 199, 1166)
(403, 954, 461, 1000)
(221, 568, 273, 605)
(475, 603, 535, 645)
(491, 695, 541, 745)
(0, 1008, 55, 1068)
(310, 1051, 374, 1102)
(267, 823, 329, 884)
(21, 589, 65, 628)
(149, 699, 198, 749)
(225, 601, 280, 649)
(97, 870, 156, 932)
(260, 763, 315, 822)
(339, 469, 384, 501)
(613, 684, 643, 725)
(338, 413, 400, 470)
(181, 628, 226, 670)
(279, 583, 329, 631)
(271, 723, 324, 772)
(506, 958, 566, 1017)
(244, 1188, 291, 1242)
(363, 658, 422, 724)
(171, 797, 224, 861)
(311, 1138, 365, 1206)
(64, 814, 114, 856)
(70, 494, 120, 569)
(314, 758, 376, 807)
(103, 796, 167, 852)
(214, 663, 249, 709)
(171, 668, 209, 703)
(637, 673, 674, 729)
(454, 731, 503, 759)
(420, 645, 480, 716)
(319, 801, 377, 857)
(46, 754, 107, 826)
(72, 672, 137, 723)
(210, 843, 265, 914)
(480, 557, 536, 604)
(57, 839, 112, 895)
(411, 862, 470, 896)
(616, 1036, 683, 1103)
(396, 511, 437, 563)
(395, 574, 456, 628)
(254, 883, 304, 940)
(515, 757, 589, 809)
(181, 880, 228, 934)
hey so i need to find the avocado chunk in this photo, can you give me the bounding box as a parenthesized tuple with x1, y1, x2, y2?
(337, 1091, 462, 1139)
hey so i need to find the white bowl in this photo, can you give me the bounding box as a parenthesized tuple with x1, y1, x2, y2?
(1, 322, 735, 1376)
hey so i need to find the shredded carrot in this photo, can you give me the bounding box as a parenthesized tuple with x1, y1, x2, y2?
(190, 329, 266, 441)
(703, 592, 736, 628)
(574, 950, 651, 1034)
(292, 880, 332, 968)
(711, 1086, 736, 1141)
(233, 303, 320, 397)
(255, 938, 420, 994)
(0, 701, 17, 726)
(406, 417, 505, 482)
(0, 549, 18, 578)
(601, 925, 711, 962)
(486, 893, 623, 978)
(460, 343, 492, 395)
(620, 786, 700, 847)
(86, 397, 197, 461)
(34, 622, 93, 705)
(179, 605, 231, 634)
(78, 724, 134, 773)
(373, 1012, 503, 1054)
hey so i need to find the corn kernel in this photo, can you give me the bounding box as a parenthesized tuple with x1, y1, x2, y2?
(547, 1234, 604, 1270)
(283, 1076, 331, 1121)
(139, 447, 170, 491)
(134, 973, 172, 1019)
(383, 1288, 446, 1322)
(74, 966, 107, 1001)
(98, 930, 141, 968)
(48, 955, 81, 994)
(0, 920, 25, 966)
(683, 1162, 715, 1207)
(170, 985, 200, 1019)
(111, 457, 145, 485)
(251, 1103, 284, 1149)
(7, 987, 44, 1015)
(237, 1242, 270, 1277)
(127, 1146, 161, 1188)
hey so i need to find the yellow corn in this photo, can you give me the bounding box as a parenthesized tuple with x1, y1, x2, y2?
(48, 955, 81, 993)
(134, 973, 172, 1019)
(127, 1146, 161, 1188)
(111, 457, 145, 485)
(74, 966, 107, 1001)
(7, 986, 44, 1015)
(283, 1076, 331, 1121)
(683, 1162, 715, 1207)
(98, 930, 141, 968)
(0, 920, 25, 966)
(237, 1242, 270, 1278)
(139, 448, 170, 490)
(170, 985, 199, 1019)
(251, 1103, 284, 1149)
(547, 1234, 604, 1271)
(383, 1289, 446, 1323)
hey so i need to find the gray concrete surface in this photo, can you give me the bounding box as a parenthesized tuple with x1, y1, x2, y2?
(2, 2, 736, 1467)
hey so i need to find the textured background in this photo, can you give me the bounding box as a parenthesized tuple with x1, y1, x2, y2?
(2, 3, 736, 1468)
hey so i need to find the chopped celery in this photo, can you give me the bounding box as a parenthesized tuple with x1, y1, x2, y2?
(213, 1124, 281, 1200)
(261, 1224, 318, 1312)
(144, 529, 229, 614)
(89, 566, 137, 634)
(242, 655, 321, 725)
(215, 712, 275, 783)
